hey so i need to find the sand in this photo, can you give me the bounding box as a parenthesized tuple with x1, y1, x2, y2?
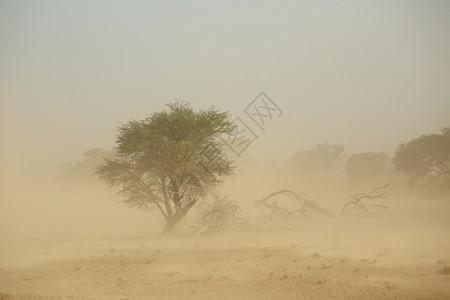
(1, 207, 450, 300)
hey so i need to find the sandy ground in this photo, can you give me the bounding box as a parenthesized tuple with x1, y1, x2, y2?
(0, 246, 449, 300)
(1, 193, 450, 299)
(1, 227, 450, 299)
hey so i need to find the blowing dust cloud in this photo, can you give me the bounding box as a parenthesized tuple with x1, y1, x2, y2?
(1, 1, 450, 299)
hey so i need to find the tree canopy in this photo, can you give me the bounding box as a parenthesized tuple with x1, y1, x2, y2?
(346, 152, 390, 183)
(393, 128, 450, 192)
(289, 143, 346, 174)
(95, 102, 235, 235)
(59, 148, 113, 183)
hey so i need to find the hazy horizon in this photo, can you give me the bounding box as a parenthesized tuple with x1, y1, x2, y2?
(1, 0, 449, 171)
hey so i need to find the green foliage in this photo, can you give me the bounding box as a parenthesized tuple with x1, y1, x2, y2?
(95, 102, 235, 234)
(346, 152, 390, 182)
(393, 128, 450, 191)
(289, 143, 346, 174)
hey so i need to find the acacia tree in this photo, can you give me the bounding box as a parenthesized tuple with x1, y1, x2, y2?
(96, 102, 235, 235)
(346, 152, 390, 183)
(289, 143, 346, 174)
(59, 148, 113, 183)
(393, 128, 450, 192)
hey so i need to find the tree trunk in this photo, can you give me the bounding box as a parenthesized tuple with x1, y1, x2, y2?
(160, 215, 181, 237)
(160, 199, 197, 237)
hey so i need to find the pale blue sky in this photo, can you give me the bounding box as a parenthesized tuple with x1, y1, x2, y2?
(1, 0, 449, 170)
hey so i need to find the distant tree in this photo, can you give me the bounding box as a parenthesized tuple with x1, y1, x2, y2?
(393, 128, 450, 192)
(289, 143, 346, 174)
(59, 148, 113, 183)
(95, 102, 235, 235)
(346, 152, 390, 183)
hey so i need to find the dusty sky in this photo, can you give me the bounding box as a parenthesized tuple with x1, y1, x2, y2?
(1, 0, 449, 172)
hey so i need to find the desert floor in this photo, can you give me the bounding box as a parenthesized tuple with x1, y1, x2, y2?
(1, 196, 450, 299)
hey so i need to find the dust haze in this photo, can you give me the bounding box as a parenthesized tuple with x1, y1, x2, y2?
(1, 1, 450, 299)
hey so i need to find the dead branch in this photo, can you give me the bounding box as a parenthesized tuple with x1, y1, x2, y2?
(343, 184, 392, 216)
(254, 188, 333, 228)
(192, 194, 249, 235)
